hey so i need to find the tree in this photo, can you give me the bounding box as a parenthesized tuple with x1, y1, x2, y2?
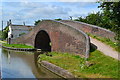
(98, 2, 120, 49)
(86, 12, 102, 25)
(1, 26, 9, 40)
(55, 18, 62, 21)
(0, 31, 2, 40)
(74, 12, 107, 28)
(74, 16, 87, 23)
(34, 20, 41, 26)
(75, 2, 120, 43)
(69, 16, 73, 20)
(2, 31, 8, 40)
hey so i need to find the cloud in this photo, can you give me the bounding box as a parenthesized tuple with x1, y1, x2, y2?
(2, 0, 58, 2)
(2, 0, 98, 2)
(23, 3, 70, 18)
(21, 2, 71, 18)
(2, 2, 72, 26)
(0, 5, 2, 30)
(58, 0, 97, 2)
(1, 2, 100, 28)
(61, 2, 100, 18)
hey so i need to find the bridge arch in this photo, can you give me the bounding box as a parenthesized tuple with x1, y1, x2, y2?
(34, 30, 51, 51)
(12, 20, 90, 58)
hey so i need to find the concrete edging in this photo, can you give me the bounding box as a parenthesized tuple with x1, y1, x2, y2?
(39, 61, 75, 78)
(1, 45, 36, 51)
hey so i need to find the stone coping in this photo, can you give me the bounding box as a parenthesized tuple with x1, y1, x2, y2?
(1, 44, 36, 51)
(39, 61, 75, 78)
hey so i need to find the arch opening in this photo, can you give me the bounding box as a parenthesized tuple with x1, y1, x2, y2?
(35, 30, 51, 52)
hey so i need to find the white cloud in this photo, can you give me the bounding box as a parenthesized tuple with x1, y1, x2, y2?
(23, 3, 70, 19)
(2, 0, 98, 2)
(0, 5, 2, 30)
(2, 0, 58, 2)
(70, 7, 99, 18)
(2, 2, 72, 26)
(58, 0, 97, 2)
(2, 2, 100, 28)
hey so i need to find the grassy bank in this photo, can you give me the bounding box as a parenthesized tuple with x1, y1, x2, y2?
(87, 33, 120, 52)
(0, 40, 6, 43)
(39, 51, 119, 78)
(2, 43, 34, 48)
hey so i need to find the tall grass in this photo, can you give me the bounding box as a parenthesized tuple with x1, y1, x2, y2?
(39, 51, 119, 78)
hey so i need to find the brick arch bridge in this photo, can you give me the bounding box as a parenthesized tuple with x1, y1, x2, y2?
(12, 20, 90, 58)
(12, 20, 115, 58)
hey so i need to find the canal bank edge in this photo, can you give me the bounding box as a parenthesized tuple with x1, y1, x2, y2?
(39, 61, 75, 78)
(0, 44, 36, 51)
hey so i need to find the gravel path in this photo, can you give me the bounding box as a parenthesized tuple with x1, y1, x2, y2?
(90, 37, 120, 60)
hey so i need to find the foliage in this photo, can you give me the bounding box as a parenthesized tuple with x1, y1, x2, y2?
(0, 30, 8, 40)
(55, 18, 62, 21)
(39, 51, 119, 78)
(0, 26, 9, 40)
(2, 31, 8, 40)
(34, 20, 41, 26)
(2, 43, 34, 48)
(74, 11, 113, 30)
(0, 31, 2, 39)
(4, 26, 9, 32)
(19, 33, 26, 36)
(69, 16, 73, 20)
(98, 2, 120, 49)
(75, 2, 120, 50)
(75, 2, 120, 31)
(0, 40, 6, 43)
(74, 16, 87, 22)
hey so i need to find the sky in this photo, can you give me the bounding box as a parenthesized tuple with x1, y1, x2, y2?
(0, 0, 101, 30)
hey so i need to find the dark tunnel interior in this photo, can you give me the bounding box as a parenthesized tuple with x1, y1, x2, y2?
(35, 30, 51, 52)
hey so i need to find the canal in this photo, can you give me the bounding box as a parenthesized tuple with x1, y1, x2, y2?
(0, 47, 61, 79)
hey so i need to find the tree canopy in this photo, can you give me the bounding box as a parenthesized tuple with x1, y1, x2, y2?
(98, 2, 120, 41)
(75, 2, 120, 40)
(55, 18, 62, 21)
(74, 1, 120, 50)
(34, 20, 41, 26)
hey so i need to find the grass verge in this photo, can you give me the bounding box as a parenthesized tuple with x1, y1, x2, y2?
(2, 43, 34, 48)
(87, 33, 120, 52)
(39, 51, 119, 78)
(0, 40, 7, 43)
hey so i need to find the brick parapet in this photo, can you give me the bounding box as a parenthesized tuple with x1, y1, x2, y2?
(12, 20, 90, 58)
(61, 20, 115, 42)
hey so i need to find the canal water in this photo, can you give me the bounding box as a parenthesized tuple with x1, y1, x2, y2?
(0, 47, 61, 79)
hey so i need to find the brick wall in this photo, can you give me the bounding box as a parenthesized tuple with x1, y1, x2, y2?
(12, 20, 90, 58)
(61, 20, 115, 42)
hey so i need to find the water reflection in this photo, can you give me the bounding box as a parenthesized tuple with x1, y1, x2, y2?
(1, 48, 61, 78)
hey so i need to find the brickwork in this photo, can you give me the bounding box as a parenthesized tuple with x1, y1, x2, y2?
(61, 20, 115, 41)
(12, 20, 90, 58)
